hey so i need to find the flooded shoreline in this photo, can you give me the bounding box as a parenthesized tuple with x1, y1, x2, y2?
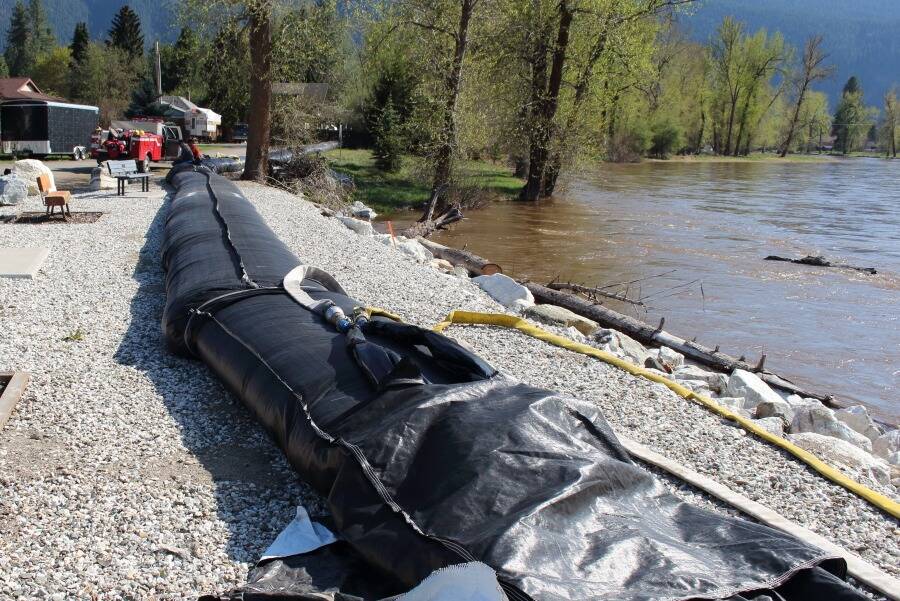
(386, 159, 900, 422)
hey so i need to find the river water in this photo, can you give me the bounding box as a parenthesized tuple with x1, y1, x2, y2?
(388, 159, 900, 422)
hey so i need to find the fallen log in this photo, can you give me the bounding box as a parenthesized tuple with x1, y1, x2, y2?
(764, 255, 876, 275)
(525, 282, 839, 406)
(417, 238, 502, 276)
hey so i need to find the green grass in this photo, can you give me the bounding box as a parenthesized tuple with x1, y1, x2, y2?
(324, 148, 523, 213)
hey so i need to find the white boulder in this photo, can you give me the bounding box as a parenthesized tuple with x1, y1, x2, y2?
(0, 174, 28, 205)
(785, 394, 818, 408)
(11, 159, 54, 194)
(472, 273, 534, 310)
(754, 399, 795, 426)
(754, 417, 785, 437)
(834, 405, 881, 442)
(790, 404, 872, 452)
(674, 365, 728, 394)
(395, 238, 433, 263)
(89, 166, 116, 191)
(349, 200, 377, 221)
(337, 216, 375, 236)
(873, 430, 900, 466)
(429, 258, 454, 272)
(725, 369, 784, 411)
(526, 304, 599, 335)
(788, 432, 892, 487)
(594, 329, 649, 364)
(657, 347, 684, 370)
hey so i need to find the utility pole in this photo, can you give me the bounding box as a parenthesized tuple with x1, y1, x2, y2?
(155, 41, 162, 98)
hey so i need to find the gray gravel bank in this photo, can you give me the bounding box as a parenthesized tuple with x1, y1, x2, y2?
(0, 179, 895, 599)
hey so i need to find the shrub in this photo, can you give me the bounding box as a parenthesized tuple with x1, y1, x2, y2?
(648, 118, 684, 158)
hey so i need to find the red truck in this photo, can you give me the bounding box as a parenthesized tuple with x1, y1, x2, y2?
(91, 121, 184, 172)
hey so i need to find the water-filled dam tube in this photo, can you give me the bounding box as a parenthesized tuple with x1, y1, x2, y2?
(161, 167, 868, 600)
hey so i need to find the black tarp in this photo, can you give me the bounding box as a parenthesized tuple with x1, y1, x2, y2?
(162, 168, 867, 601)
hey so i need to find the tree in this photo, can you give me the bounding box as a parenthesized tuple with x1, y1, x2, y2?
(371, 97, 404, 171)
(32, 46, 71, 97)
(779, 35, 834, 157)
(244, 0, 274, 181)
(70, 22, 90, 65)
(4, 1, 34, 76)
(833, 76, 873, 154)
(648, 117, 683, 158)
(881, 87, 898, 158)
(27, 0, 55, 54)
(71, 43, 140, 124)
(0, 56, 8, 77)
(168, 27, 204, 98)
(364, 57, 421, 171)
(202, 20, 251, 136)
(107, 5, 145, 61)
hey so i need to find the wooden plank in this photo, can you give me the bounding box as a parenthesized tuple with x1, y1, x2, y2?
(0, 371, 29, 431)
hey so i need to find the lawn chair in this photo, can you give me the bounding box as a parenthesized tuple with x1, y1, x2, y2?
(37, 174, 71, 220)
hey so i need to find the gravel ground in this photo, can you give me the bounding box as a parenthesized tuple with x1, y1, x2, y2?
(0, 178, 896, 599)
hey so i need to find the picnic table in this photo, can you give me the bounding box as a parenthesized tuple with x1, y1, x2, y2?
(107, 160, 150, 196)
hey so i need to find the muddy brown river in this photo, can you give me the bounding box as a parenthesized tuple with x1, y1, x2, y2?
(387, 159, 900, 422)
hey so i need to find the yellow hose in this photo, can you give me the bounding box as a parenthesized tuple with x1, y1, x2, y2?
(432, 309, 900, 519)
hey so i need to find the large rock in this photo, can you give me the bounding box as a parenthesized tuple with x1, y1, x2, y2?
(790, 404, 872, 452)
(472, 273, 534, 310)
(89, 166, 116, 191)
(348, 200, 377, 221)
(754, 417, 785, 437)
(873, 430, 900, 466)
(755, 399, 795, 426)
(395, 238, 433, 263)
(337, 216, 375, 236)
(788, 432, 892, 487)
(595, 329, 649, 364)
(525, 304, 599, 335)
(673, 365, 728, 394)
(835, 405, 881, 442)
(11, 159, 54, 194)
(0, 174, 28, 205)
(725, 369, 784, 410)
(657, 347, 684, 370)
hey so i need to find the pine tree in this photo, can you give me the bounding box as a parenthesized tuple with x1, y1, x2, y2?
(70, 22, 90, 65)
(0, 56, 9, 78)
(3, 1, 33, 76)
(107, 5, 145, 61)
(27, 0, 55, 53)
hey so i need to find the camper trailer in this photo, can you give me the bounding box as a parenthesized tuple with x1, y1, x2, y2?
(0, 99, 98, 158)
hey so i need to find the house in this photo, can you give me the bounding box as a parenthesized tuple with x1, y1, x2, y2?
(0, 77, 59, 102)
(155, 95, 222, 141)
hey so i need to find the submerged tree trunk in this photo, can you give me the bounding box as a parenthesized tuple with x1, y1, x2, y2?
(243, 1, 273, 182)
(430, 0, 476, 213)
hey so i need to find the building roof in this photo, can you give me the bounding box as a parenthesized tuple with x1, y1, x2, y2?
(0, 77, 60, 101)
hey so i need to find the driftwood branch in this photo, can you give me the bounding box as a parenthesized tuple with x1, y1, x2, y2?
(547, 281, 644, 306)
(399, 185, 463, 238)
(417, 238, 501, 276)
(765, 255, 876, 275)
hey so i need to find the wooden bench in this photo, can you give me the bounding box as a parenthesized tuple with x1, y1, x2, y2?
(107, 160, 150, 196)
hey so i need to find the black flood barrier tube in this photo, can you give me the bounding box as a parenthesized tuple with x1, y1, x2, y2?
(161, 168, 869, 601)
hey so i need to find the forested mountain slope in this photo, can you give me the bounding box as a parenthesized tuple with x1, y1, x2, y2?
(684, 0, 900, 103)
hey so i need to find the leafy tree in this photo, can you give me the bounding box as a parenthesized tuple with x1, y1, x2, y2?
(4, 1, 34, 76)
(795, 91, 830, 153)
(880, 87, 898, 158)
(166, 27, 205, 98)
(202, 20, 251, 136)
(833, 76, 874, 154)
(107, 5, 145, 61)
(648, 117, 684, 158)
(70, 22, 90, 65)
(71, 43, 140, 124)
(779, 35, 833, 156)
(31, 46, 71, 97)
(0, 55, 8, 77)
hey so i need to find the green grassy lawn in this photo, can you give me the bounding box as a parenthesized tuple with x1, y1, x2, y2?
(324, 148, 523, 213)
